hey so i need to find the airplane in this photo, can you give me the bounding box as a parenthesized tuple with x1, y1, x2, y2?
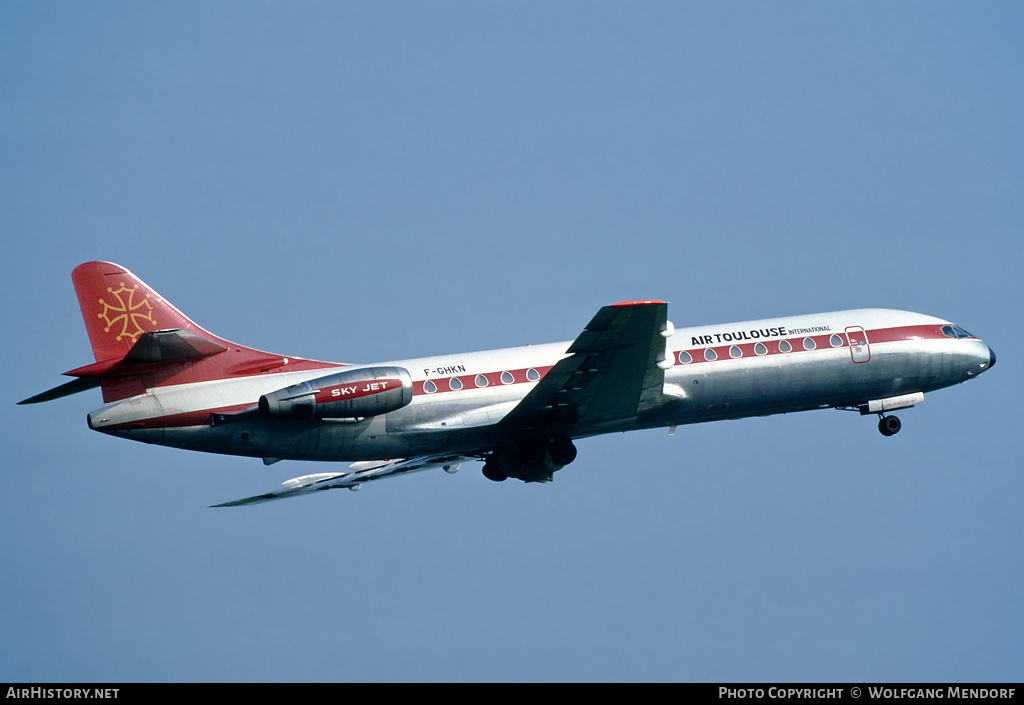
(20, 261, 996, 506)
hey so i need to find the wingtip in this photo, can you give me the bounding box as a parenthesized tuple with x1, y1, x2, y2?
(210, 493, 277, 507)
(609, 299, 665, 307)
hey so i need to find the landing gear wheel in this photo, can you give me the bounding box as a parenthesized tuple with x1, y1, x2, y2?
(482, 461, 507, 482)
(878, 415, 902, 436)
(548, 436, 578, 466)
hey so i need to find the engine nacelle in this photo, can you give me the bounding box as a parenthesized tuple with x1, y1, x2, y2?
(258, 366, 413, 420)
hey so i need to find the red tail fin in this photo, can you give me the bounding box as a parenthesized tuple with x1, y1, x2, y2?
(22, 262, 343, 405)
(66, 263, 341, 402)
(72, 261, 220, 363)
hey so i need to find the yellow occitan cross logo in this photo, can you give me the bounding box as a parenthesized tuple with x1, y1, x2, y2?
(97, 282, 155, 343)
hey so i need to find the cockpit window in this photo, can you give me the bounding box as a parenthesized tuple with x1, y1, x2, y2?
(942, 325, 975, 339)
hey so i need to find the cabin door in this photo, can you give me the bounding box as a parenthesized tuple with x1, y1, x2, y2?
(846, 326, 871, 363)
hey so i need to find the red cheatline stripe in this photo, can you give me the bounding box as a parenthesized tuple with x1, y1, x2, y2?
(674, 323, 961, 366)
(414, 366, 554, 395)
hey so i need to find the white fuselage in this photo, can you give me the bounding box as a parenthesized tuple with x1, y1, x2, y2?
(87, 308, 994, 462)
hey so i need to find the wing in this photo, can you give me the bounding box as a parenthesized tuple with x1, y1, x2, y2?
(213, 300, 672, 505)
(212, 454, 468, 507)
(499, 300, 673, 435)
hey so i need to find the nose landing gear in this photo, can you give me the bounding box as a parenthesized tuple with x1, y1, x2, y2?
(878, 414, 902, 436)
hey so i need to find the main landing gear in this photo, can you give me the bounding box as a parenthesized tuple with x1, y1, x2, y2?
(482, 436, 578, 483)
(877, 414, 902, 437)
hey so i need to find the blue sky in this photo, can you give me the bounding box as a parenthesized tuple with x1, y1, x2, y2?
(2, 2, 1021, 682)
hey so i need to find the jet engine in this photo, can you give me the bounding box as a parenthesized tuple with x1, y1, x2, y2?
(258, 366, 413, 420)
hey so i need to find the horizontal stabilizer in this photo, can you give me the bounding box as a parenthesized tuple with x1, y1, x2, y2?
(22, 329, 229, 405)
(124, 329, 228, 364)
(18, 377, 102, 405)
(65, 329, 227, 378)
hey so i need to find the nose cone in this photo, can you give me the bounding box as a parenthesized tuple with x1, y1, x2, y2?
(989, 347, 997, 369)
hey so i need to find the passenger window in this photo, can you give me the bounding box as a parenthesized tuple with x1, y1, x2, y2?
(754, 343, 767, 356)
(803, 337, 816, 350)
(678, 351, 692, 364)
(475, 374, 488, 387)
(449, 377, 463, 391)
(526, 368, 540, 382)
(779, 340, 793, 353)
(830, 334, 844, 348)
(423, 380, 437, 394)
(501, 371, 514, 385)
(704, 348, 717, 361)
(729, 345, 742, 358)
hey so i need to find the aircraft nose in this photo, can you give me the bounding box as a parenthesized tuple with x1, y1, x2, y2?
(988, 346, 996, 369)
